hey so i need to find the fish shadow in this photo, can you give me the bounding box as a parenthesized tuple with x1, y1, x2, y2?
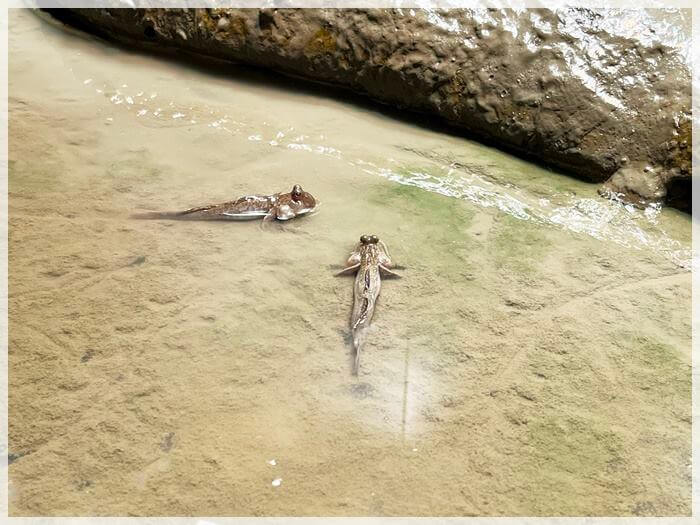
(337, 328, 359, 374)
(348, 381, 375, 399)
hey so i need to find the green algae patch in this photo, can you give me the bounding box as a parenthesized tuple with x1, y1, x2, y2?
(199, 11, 248, 45)
(611, 333, 690, 396)
(526, 417, 625, 475)
(306, 28, 336, 55)
(489, 214, 552, 274)
(368, 173, 478, 277)
(518, 415, 633, 513)
(371, 167, 475, 234)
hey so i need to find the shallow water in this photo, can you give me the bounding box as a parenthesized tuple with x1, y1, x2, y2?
(8, 10, 691, 516)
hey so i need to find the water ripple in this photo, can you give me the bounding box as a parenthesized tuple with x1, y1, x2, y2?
(353, 159, 691, 269)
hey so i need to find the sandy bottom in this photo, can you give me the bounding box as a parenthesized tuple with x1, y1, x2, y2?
(7, 10, 691, 517)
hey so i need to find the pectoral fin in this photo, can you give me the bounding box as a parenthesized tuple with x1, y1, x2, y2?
(275, 204, 295, 221)
(335, 263, 360, 276)
(379, 264, 402, 278)
(259, 209, 279, 230)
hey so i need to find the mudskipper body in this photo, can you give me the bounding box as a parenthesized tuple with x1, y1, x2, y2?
(336, 235, 400, 375)
(133, 184, 316, 223)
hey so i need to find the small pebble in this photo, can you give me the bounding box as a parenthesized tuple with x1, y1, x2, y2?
(271, 478, 282, 487)
(129, 255, 146, 266)
(267, 459, 277, 466)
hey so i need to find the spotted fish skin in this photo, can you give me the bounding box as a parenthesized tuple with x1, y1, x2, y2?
(132, 184, 317, 222)
(337, 235, 399, 375)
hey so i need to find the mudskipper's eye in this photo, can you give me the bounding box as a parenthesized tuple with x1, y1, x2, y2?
(360, 235, 371, 244)
(291, 184, 303, 201)
(370, 235, 379, 244)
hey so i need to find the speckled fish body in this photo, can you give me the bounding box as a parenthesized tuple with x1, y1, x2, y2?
(132, 184, 317, 222)
(351, 242, 383, 338)
(337, 235, 399, 375)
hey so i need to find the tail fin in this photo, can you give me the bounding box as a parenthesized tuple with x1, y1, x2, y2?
(352, 329, 362, 375)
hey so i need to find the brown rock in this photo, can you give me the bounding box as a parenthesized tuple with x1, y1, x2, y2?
(46, 7, 692, 211)
(599, 163, 667, 207)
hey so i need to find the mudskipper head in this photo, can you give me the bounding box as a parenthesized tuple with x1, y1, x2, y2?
(291, 184, 304, 202)
(289, 184, 317, 215)
(360, 234, 379, 245)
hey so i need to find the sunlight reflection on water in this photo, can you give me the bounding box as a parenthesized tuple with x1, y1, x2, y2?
(351, 159, 691, 269)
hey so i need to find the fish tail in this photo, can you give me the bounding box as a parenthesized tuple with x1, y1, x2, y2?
(352, 329, 362, 375)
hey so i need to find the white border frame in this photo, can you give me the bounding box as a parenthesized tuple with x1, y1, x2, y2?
(1, 1, 696, 523)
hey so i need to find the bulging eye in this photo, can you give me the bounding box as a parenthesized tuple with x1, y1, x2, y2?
(360, 235, 371, 244)
(370, 235, 379, 244)
(291, 184, 303, 201)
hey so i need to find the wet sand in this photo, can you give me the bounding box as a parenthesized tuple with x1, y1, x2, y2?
(7, 10, 691, 516)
